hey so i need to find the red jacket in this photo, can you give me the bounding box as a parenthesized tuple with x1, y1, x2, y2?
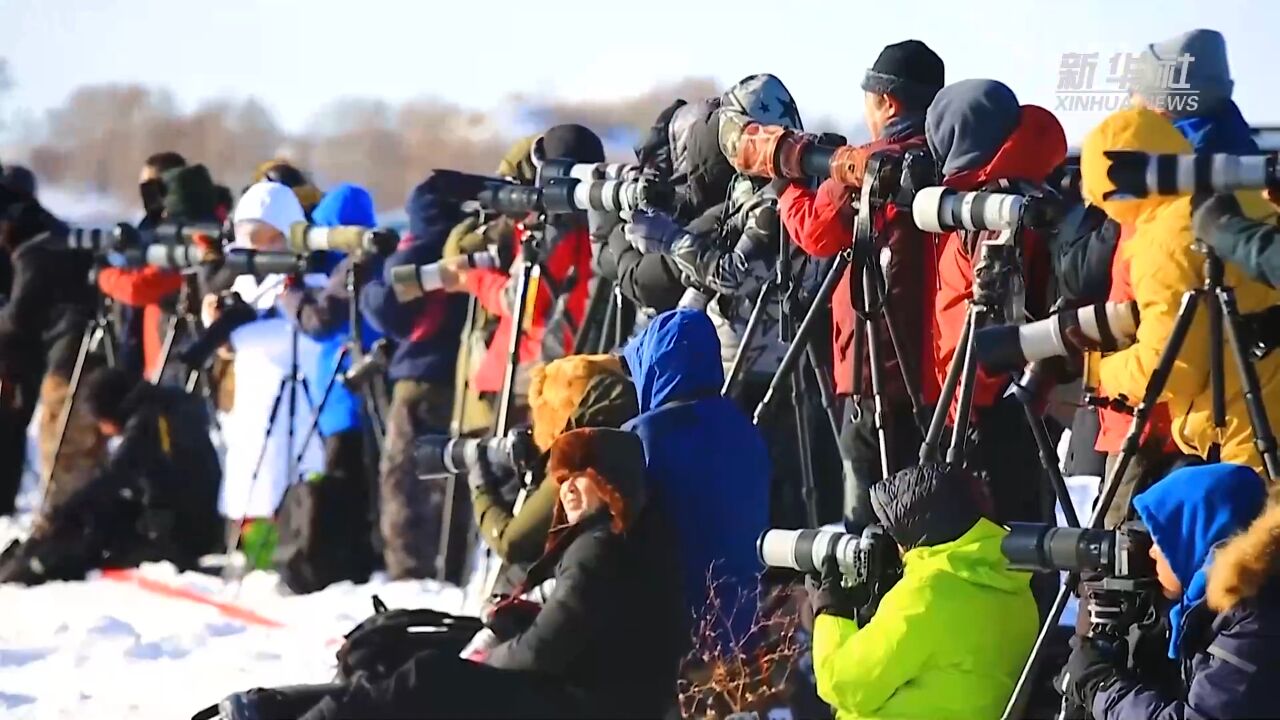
(97, 267, 183, 379)
(779, 135, 939, 405)
(468, 222, 592, 394)
(933, 106, 1064, 422)
(1094, 225, 1175, 454)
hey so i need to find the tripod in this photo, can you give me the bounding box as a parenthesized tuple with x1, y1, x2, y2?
(153, 271, 224, 439)
(1001, 243, 1280, 719)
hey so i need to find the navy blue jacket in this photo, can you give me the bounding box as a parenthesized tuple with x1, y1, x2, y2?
(359, 180, 465, 384)
(622, 309, 771, 635)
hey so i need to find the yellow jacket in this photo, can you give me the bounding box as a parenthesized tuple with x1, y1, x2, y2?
(1081, 106, 1280, 473)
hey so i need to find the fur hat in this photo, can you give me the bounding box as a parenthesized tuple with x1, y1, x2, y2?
(1208, 503, 1280, 612)
(528, 354, 627, 452)
(546, 427, 647, 534)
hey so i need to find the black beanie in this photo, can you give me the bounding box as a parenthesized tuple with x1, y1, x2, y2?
(1, 165, 36, 196)
(540, 124, 606, 164)
(870, 463, 983, 550)
(861, 40, 945, 110)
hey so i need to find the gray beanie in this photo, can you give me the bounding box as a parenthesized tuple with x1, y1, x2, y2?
(1133, 29, 1233, 118)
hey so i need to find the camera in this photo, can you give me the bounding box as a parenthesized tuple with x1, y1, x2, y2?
(1000, 522, 1154, 578)
(283, 224, 398, 256)
(389, 250, 501, 303)
(758, 525, 902, 591)
(413, 427, 537, 479)
(974, 301, 1140, 375)
(432, 169, 675, 217)
(911, 187, 1064, 234)
(536, 158, 640, 182)
(1104, 150, 1280, 199)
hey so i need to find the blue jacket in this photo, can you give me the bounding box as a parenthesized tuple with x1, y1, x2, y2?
(360, 177, 465, 385)
(1094, 464, 1280, 719)
(622, 309, 771, 630)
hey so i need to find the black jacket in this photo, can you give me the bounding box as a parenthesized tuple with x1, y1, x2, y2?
(1050, 203, 1119, 306)
(487, 503, 688, 717)
(0, 232, 96, 380)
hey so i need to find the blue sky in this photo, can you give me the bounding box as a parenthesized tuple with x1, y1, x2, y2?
(2, 0, 1276, 144)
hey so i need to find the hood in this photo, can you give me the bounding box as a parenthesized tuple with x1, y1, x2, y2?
(721, 74, 803, 131)
(527, 353, 630, 451)
(1081, 106, 1192, 226)
(1172, 100, 1259, 154)
(160, 164, 219, 223)
(669, 99, 736, 218)
(402, 173, 464, 262)
(927, 79, 1020, 179)
(871, 463, 985, 550)
(546, 427, 648, 533)
(1133, 29, 1233, 119)
(635, 99, 688, 176)
(1208, 503, 1280, 612)
(904, 519, 1030, 593)
(1, 165, 36, 196)
(622, 308, 723, 412)
(231, 181, 306, 244)
(253, 159, 323, 213)
(496, 135, 538, 184)
(311, 183, 376, 227)
(1133, 463, 1266, 657)
(538, 124, 605, 165)
(564, 372, 638, 433)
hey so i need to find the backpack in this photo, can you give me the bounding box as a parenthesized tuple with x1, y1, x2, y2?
(335, 596, 485, 682)
(274, 472, 375, 594)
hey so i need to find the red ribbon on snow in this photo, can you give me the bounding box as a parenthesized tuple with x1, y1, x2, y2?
(100, 568, 286, 629)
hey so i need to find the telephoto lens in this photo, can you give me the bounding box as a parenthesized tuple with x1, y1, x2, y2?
(413, 428, 536, 479)
(389, 250, 501, 303)
(911, 187, 1061, 233)
(1104, 150, 1280, 199)
(974, 301, 1139, 375)
(1000, 522, 1153, 577)
(757, 525, 900, 587)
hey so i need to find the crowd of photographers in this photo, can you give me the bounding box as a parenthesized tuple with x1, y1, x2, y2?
(1, 24, 1280, 720)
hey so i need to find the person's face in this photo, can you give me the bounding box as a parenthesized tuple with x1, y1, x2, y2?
(139, 165, 161, 184)
(559, 473, 605, 525)
(235, 221, 286, 251)
(863, 92, 898, 141)
(1150, 541, 1183, 600)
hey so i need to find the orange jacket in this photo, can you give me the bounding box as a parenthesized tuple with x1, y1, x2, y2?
(97, 267, 183, 379)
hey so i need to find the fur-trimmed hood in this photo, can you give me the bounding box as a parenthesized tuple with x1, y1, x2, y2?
(1208, 503, 1280, 612)
(545, 427, 648, 538)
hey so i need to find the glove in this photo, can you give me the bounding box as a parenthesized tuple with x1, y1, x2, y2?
(1192, 193, 1243, 244)
(805, 555, 866, 620)
(1056, 636, 1123, 712)
(705, 251, 750, 295)
(624, 208, 687, 254)
(728, 122, 791, 179)
(829, 145, 873, 188)
(483, 595, 541, 641)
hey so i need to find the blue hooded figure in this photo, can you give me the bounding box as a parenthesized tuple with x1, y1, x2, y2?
(622, 308, 771, 637)
(1072, 463, 1280, 719)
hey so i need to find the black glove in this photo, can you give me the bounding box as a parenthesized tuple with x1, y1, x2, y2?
(805, 555, 868, 620)
(1057, 636, 1123, 712)
(1192, 193, 1243, 244)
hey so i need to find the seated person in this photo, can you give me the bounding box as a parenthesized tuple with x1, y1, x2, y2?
(809, 462, 1038, 719)
(302, 428, 688, 720)
(1062, 462, 1280, 719)
(469, 353, 638, 569)
(0, 367, 223, 584)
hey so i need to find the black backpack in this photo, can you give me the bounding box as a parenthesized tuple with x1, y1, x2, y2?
(274, 473, 376, 595)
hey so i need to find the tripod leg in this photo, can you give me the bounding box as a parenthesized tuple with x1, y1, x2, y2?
(1207, 283, 1226, 463)
(873, 267, 928, 434)
(921, 309, 973, 463)
(1013, 385, 1080, 528)
(1218, 286, 1280, 480)
(153, 314, 182, 384)
(496, 260, 537, 437)
(1001, 289, 1201, 720)
(863, 266, 891, 483)
(295, 348, 348, 469)
(790, 357, 820, 527)
(723, 280, 774, 397)
(40, 325, 95, 508)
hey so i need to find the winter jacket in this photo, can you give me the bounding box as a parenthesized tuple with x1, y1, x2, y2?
(622, 308, 771, 631)
(1081, 106, 1280, 473)
(0, 231, 96, 380)
(486, 430, 688, 718)
(467, 220, 592, 394)
(278, 185, 383, 437)
(1094, 464, 1279, 719)
(360, 180, 466, 384)
(1050, 203, 1119, 307)
(813, 519, 1037, 719)
(1197, 207, 1280, 289)
(779, 115, 938, 401)
(471, 368, 639, 564)
(928, 82, 1063, 419)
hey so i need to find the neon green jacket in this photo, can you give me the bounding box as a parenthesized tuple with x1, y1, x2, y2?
(813, 519, 1037, 719)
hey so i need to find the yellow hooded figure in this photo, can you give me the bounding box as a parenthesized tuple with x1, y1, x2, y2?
(1081, 106, 1280, 474)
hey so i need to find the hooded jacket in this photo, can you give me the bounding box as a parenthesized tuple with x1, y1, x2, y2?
(97, 164, 218, 380)
(780, 114, 938, 401)
(928, 80, 1063, 417)
(621, 309, 771, 629)
(277, 184, 384, 437)
(360, 175, 467, 384)
(1093, 463, 1279, 719)
(813, 519, 1037, 719)
(1081, 107, 1280, 473)
(486, 428, 687, 717)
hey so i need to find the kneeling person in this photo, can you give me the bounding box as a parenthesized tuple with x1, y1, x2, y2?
(809, 463, 1038, 719)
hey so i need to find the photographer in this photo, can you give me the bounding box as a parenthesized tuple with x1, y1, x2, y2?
(98, 159, 221, 382)
(773, 39, 945, 530)
(0, 366, 222, 584)
(302, 428, 687, 720)
(808, 463, 1037, 719)
(622, 308, 771, 636)
(1061, 463, 1279, 718)
(1079, 106, 1280, 475)
(210, 181, 328, 561)
(360, 174, 467, 579)
(469, 353, 637, 568)
(253, 158, 324, 219)
(437, 124, 603, 412)
(0, 185, 98, 516)
(1193, 192, 1280, 289)
(926, 79, 1063, 524)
